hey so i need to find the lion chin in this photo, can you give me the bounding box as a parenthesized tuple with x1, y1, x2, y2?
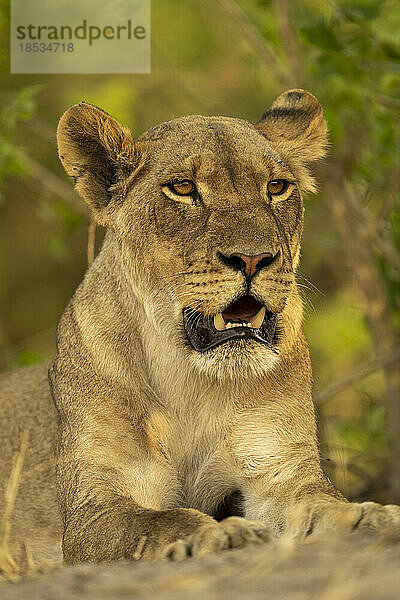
(188, 338, 280, 381)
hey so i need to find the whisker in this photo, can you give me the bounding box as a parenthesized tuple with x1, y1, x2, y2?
(184, 305, 203, 329)
(296, 276, 325, 297)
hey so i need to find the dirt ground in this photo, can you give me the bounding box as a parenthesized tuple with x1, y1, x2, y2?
(1, 534, 400, 600)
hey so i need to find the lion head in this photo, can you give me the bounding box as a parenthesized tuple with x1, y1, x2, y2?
(57, 89, 328, 380)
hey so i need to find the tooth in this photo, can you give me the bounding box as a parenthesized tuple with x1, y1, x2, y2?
(226, 321, 250, 329)
(214, 313, 226, 331)
(214, 313, 264, 332)
(249, 307, 266, 329)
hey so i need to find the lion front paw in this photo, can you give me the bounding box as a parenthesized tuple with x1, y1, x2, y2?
(288, 499, 400, 542)
(161, 516, 270, 561)
(349, 502, 400, 539)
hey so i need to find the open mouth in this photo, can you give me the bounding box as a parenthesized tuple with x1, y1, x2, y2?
(183, 294, 277, 353)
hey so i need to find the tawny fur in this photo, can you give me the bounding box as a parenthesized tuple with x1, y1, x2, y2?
(1, 90, 400, 565)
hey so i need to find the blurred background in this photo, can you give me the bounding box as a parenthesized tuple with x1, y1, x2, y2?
(0, 0, 399, 504)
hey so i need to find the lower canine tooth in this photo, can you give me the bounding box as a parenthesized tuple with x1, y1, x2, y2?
(214, 313, 226, 331)
(249, 307, 266, 329)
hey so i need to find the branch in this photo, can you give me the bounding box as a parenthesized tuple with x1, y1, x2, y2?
(272, 0, 305, 87)
(216, 0, 290, 86)
(0, 431, 29, 581)
(374, 93, 400, 110)
(375, 238, 400, 274)
(315, 345, 400, 405)
(15, 148, 87, 216)
(28, 119, 56, 144)
(15, 148, 97, 268)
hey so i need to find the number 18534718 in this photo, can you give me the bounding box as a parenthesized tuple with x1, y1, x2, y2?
(19, 42, 74, 52)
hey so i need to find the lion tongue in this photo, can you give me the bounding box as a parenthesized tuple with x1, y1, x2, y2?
(222, 295, 263, 322)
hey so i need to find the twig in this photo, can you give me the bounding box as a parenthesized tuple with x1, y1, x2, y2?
(374, 238, 400, 274)
(273, 0, 305, 87)
(23, 541, 35, 572)
(28, 119, 56, 144)
(216, 0, 290, 86)
(315, 345, 400, 405)
(0, 430, 29, 581)
(152, 42, 217, 113)
(374, 93, 400, 110)
(14, 148, 87, 216)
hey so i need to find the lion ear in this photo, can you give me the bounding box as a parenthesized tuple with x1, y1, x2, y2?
(255, 89, 329, 191)
(57, 102, 135, 222)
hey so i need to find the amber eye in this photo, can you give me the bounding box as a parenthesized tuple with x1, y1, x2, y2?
(169, 179, 195, 196)
(267, 179, 289, 196)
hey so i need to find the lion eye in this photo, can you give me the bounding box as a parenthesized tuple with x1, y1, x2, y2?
(170, 179, 195, 196)
(267, 179, 289, 196)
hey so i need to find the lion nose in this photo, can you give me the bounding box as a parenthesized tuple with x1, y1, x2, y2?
(217, 251, 280, 280)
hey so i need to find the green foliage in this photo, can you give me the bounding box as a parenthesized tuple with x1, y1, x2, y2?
(304, 289, 372, 387)
(1, 86, 40, 132)
(0, 86, 41, 197)
(39, 199, 84, 263)
(334, 392, 389, 498)
(338, 400, 387, 453)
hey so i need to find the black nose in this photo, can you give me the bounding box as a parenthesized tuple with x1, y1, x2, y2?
(217, 251, 280, 280)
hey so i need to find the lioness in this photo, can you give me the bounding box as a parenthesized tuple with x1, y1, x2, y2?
(1, 89, 400, 565)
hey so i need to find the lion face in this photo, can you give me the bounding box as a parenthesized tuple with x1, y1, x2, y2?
(57, 90, 328, 379)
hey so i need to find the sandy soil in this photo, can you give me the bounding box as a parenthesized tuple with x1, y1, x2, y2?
(2, 534, 400, 600)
